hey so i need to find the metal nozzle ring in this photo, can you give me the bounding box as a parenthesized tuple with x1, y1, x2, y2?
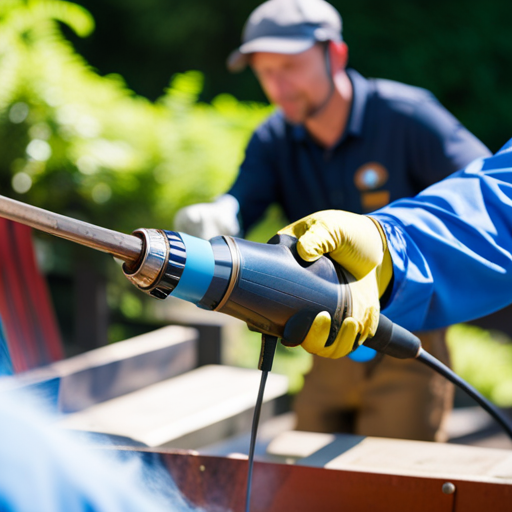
(214, 236, 240, 311)
(123, 228, 169, 290)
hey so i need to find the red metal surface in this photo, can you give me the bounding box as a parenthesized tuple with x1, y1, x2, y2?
(0, 219, 63, 371)
(452, 479, 512, 512)
(0, 218, 37, 371)
(111, 445, 512, 512)
(154, 450, 464, 512)
(14, 222, 63, 363)
(159, 450, 512, 512)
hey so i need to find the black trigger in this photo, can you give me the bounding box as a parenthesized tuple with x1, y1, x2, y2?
(267, 233, 298, 249)
(282, 310, 318, 347)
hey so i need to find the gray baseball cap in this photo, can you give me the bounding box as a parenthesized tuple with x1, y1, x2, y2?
(227, 0, 343, 72)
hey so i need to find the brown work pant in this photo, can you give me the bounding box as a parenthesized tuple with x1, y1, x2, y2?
(294, 329, 454, 442)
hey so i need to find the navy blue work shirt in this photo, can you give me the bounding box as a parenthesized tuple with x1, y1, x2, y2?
(228, 69, 491, 233)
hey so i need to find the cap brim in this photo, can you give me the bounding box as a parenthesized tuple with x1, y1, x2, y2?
(227, 37, 315, 73)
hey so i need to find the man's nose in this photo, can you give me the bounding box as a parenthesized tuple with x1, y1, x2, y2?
(267, 75, 292, 102)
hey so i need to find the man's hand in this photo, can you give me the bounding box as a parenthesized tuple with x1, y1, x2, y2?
(174, 195, 241, 240)
(278, 210, 393, 358)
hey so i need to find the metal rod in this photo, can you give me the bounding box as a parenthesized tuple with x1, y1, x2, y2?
(0, 195, 142, 264)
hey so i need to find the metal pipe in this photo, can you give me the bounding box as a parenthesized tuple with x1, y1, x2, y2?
(0, 195, 143, 264)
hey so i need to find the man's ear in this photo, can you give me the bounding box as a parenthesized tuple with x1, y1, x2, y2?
(329, 41, 349, 72)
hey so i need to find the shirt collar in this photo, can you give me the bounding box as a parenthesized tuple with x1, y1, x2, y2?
(290, 68, 370, 142)
(345, 68, 369, 138)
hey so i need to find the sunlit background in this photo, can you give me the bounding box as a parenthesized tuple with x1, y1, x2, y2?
(1, 0, 512, 407)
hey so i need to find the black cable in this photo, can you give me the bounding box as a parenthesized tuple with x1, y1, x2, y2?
(366, 315, 512, 439)
(245, 334, 278, 512)
(417, 347, 512, 440)
(245, 370, 268, 512)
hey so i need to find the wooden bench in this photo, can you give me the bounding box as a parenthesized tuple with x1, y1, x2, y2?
(0, 325, 197, 413)
(59, 364, 288, 449)
(267, 430, 512, 482)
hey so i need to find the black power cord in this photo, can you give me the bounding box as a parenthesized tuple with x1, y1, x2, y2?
(366, 314, 512, 440)
(417, 347, 512, 439)
(244, 317, 512, 512)
(245, 334, 278, 512)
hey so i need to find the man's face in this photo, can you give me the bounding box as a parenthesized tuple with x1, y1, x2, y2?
(251, 44, 332, 124)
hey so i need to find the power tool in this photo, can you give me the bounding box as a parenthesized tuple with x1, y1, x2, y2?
(1, 195, 511, 512)
(0, 194, 420, 357)
(121, 227, 414, 356)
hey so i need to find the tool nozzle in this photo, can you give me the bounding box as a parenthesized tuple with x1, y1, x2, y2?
(0, 195, 143, 264)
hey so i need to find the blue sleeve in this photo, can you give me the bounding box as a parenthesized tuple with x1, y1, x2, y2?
(371, 141, 512, 332)
(405, 98, 491, 189)
(228, 120, 279, 233)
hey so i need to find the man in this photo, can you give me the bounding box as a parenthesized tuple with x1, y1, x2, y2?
(175, 0, 490, 441)
(281, 144, 512, 355)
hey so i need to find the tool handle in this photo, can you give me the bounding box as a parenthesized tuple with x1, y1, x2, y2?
(364, 314, 422, 359)
(276, 235, 422, 358)
(217, 234, 348, 346)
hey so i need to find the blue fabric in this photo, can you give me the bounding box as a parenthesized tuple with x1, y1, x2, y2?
(228, 68, 490, 362)
(0, 318, 12, 377)
(0, 391, 198, 512)
(372, 141, 512, 332)
(348, 345, 377, 362)
(228, 68, 491, 233)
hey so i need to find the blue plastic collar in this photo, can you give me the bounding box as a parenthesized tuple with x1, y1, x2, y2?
(173, 233, 215, 304)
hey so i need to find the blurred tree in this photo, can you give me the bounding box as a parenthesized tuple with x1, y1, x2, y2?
(0, 0, 271, 348)
(0, 0, 270, 232)
(69, 0, 512, 152)
(1, 1, 511, 399)
(448, 324, 512, 407)
(65, 0, 265, 103)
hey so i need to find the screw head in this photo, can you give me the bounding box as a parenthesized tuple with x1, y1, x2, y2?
(442, 482, 456, 495)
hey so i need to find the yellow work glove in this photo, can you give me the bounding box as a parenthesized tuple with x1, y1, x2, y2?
(278, 210, 393, 359)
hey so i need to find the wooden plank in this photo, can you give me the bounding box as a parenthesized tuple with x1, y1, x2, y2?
(268, 431, 512, 485)
(59, 365, 288, 448)
(0, 325, 198, 412)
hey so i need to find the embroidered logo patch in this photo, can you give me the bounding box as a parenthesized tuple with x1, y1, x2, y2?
(354, 162, 389, 191)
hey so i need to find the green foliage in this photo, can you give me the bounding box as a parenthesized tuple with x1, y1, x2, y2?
(447, 324, 512, 407)
(72, 0, 512, 151)
(336, 0, 512, 151)
(0, 0, 273, 336)
(0, 0, 271, 237)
